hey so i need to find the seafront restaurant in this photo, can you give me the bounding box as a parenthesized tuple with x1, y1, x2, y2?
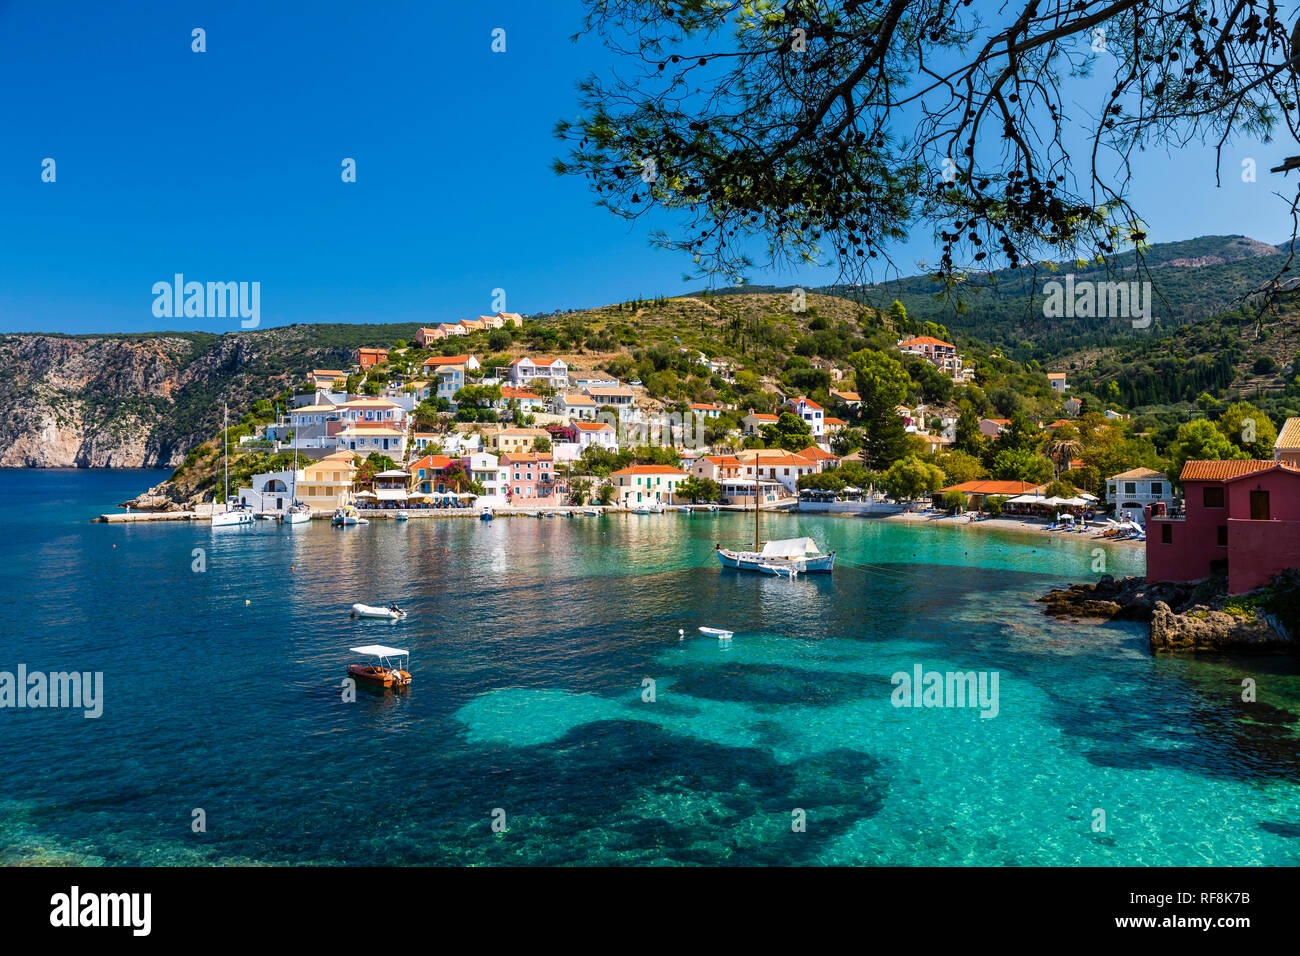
(934, 480, 1044, 512)
(720, 478, 785, 507)
(1146, 459, 1300, 594)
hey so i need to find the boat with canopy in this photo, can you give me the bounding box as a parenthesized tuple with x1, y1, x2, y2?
(347, 645, 411, 687)
(716, 472, 834, 573)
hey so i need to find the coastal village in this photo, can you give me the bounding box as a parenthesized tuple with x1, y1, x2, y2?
(110, 296, 1300, 604)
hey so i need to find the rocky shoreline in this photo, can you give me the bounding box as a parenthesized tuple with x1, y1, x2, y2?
(1037, 573, 1296, 653)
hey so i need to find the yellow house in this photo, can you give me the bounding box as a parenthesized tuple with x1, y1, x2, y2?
(295, 450, 357, 511)
(485, 427, 551, 455)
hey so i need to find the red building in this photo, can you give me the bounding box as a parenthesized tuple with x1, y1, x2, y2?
(358, 347, 388, 368)
(1146, 460, 1300, 594)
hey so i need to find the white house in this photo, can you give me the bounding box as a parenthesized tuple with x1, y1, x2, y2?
(582, 386, 636, 411)
(1047, 372, 1068, 393)
(784, 398, 825, 438)
(572, 420, 617, 451)
(497, 386, 546, 415)
(333, 397, 407, 426)
(506, 356, 569, 388)
(1106, 468, 1173, 524)
(572, 375, 621, 390)
(462, 452, 510, 508)
(334, 423, 407, 456)
(237, 469, 299, 514)
(431, 364, 467, 406)
(552, 393, 599, 420)
(608, 465, 690, 506)
(689, 402, 726, 419)
(741, 411, 779, 436)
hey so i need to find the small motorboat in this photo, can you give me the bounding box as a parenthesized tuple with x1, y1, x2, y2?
(480, 508, 494, 521)
(351, 603, 407, 621)
(394, 511, 409, 522)
(332, 505, 361, 526)
(347, 644, 411, 687)
(698, 627, 734, 641)
(285, 502, 311, 525)
(583, 509, 601, 517)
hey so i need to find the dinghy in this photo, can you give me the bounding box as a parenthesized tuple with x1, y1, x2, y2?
(351, 603, 407, 621)
(698, 627, 734, 640)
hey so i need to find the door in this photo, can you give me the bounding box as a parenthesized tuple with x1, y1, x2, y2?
(1250, 490, 1270, 521)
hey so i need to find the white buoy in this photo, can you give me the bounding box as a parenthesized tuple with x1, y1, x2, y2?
(678, 628, 684, 641)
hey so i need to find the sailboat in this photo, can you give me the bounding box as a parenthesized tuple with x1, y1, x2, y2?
(715, 471, 834, 573)
(285, 440, 310, 524)
(211, 403, 255, 528)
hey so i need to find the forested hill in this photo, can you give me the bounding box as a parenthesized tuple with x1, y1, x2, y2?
(692, 236, 1290, 362)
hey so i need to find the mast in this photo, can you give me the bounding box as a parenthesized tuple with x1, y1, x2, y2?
(754, 463, 760, 551)
(222, 403, 229, 510)
(291, 406, 299, 504)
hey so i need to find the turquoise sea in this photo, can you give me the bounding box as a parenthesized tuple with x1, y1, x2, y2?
(2, 468, 1299, 866)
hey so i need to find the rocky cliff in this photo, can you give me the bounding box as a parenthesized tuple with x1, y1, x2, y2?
(0, 326, 410, 468)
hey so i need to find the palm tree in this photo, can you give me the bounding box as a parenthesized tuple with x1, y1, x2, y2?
(1045, 438, 1083, 477)
(569, 476, 592, 505)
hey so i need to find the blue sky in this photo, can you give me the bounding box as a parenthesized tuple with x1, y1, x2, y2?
(0, 0, 1293, 334)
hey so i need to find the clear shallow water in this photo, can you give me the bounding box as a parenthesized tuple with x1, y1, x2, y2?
(2, 469, 1298, 866)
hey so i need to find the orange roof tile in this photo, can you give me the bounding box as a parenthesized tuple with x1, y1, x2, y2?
(1179, 460, 1280, 481)
(1180, 459, 1300, 482)
(1276, 417, 1300, 450)
(940, 480, 1041, 495)
(408, 455, 454, 471)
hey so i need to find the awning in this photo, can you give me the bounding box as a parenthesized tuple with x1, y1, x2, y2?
(760, 537, 818, 558)
(350, 645, 408, 657)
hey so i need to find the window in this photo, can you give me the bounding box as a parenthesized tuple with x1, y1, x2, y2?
(1217, 525, 1228, 547)
(1203, 486, 1225, 508)
(1150, 482, 1163, 497)
(1161, 524, 1172, 544)
(1124, 482, 1136, 495)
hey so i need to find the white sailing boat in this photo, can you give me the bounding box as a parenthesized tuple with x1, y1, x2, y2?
(211, 404, 255, 528)
(715, 473, 833, 573)
(285, 442, 310, 524)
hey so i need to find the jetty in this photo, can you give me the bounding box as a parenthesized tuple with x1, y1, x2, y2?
(96, 511, 199, 523)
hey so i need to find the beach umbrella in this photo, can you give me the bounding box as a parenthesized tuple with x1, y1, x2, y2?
(354, 490, 377, 498)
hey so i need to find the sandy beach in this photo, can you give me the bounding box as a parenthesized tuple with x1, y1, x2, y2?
(882, 509, 1146, 547)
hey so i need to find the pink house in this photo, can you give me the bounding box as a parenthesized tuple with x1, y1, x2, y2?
(501, 452, 567, 506)
(1146, 459, 1300, 594)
